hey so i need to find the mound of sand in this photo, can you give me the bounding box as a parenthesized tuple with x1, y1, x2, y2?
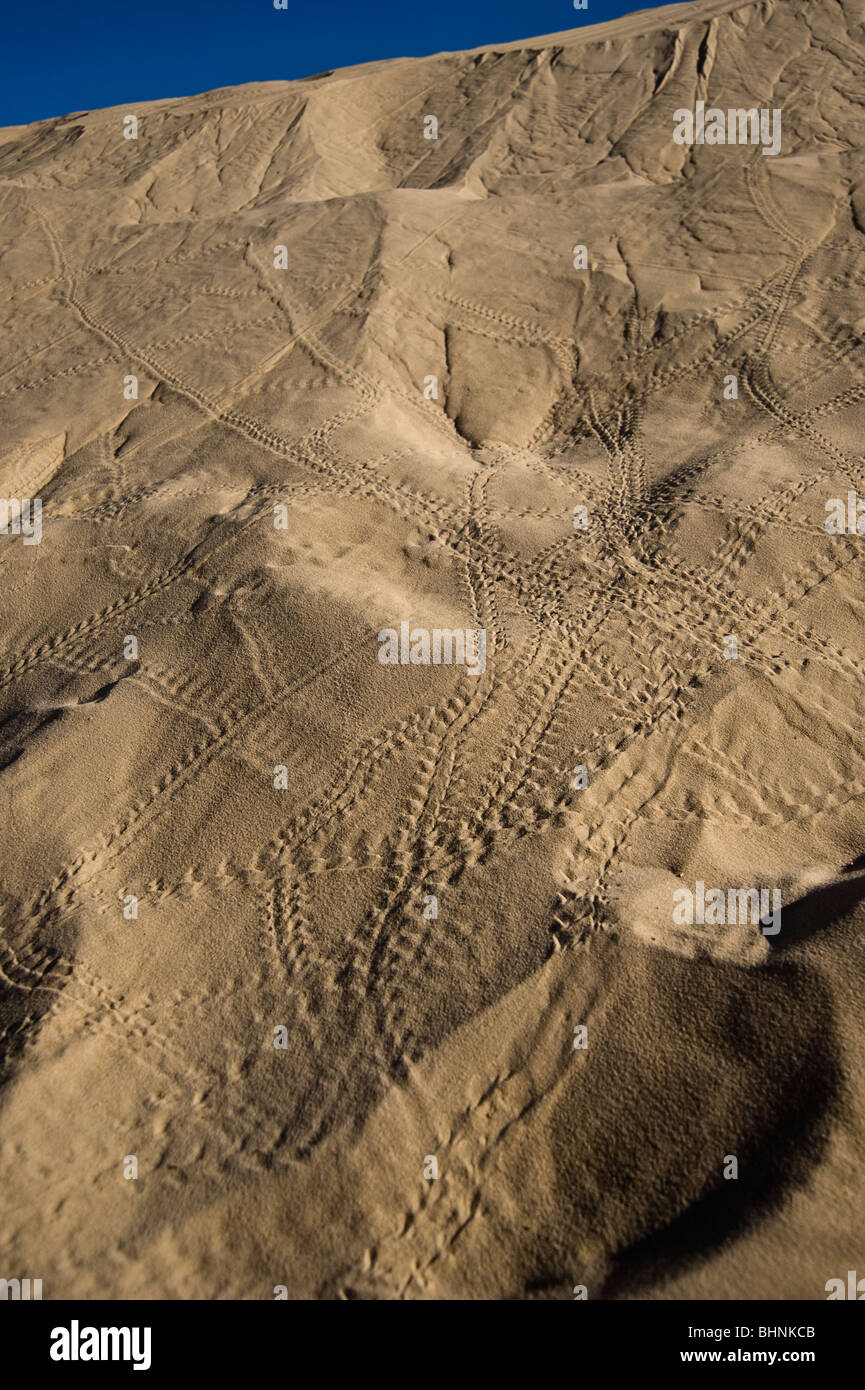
(1, 0, 864, 1299)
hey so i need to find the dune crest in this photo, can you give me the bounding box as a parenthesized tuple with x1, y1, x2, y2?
(1, 0, 864, 1300)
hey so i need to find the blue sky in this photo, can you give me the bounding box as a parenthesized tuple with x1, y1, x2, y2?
(4, 0, 683, 128)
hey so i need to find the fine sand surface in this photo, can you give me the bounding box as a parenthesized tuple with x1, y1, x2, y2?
(1, 0, 864, 1299)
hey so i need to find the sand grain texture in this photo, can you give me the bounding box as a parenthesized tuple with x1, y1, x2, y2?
(1, 0, 865, 1299)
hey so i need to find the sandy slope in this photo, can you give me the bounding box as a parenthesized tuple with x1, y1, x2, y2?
(1, 0, 864, 1299)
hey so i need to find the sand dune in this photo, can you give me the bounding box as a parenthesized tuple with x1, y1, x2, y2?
(1, 0, 864, 1299)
